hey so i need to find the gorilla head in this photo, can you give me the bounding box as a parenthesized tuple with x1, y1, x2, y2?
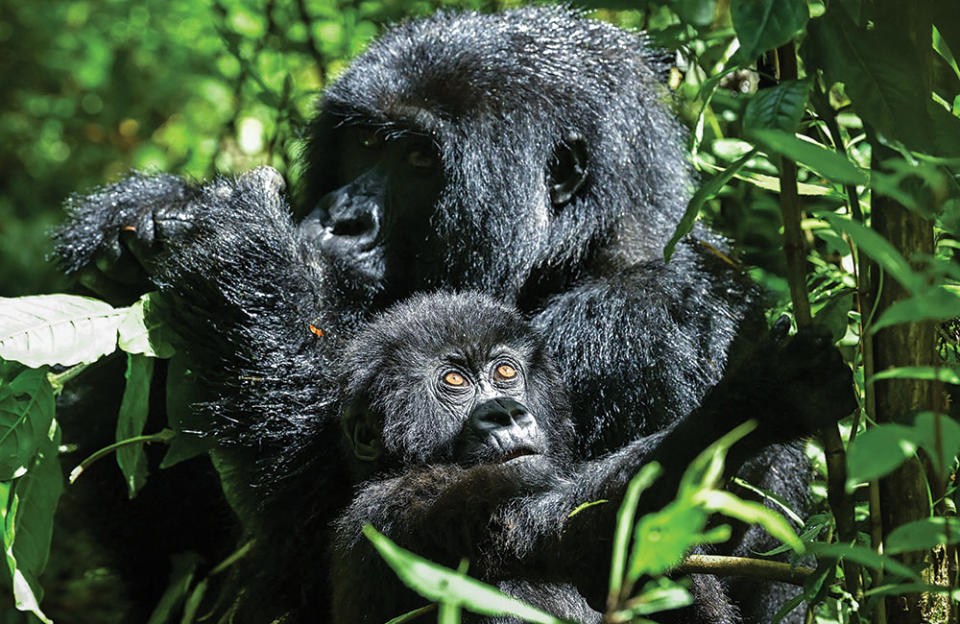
(336, 292, 576, 478)
(301, 7, 690, 302)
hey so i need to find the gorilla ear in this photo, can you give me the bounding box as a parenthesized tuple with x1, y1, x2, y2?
(548, 133, 589, 208)
(342, 406, 383, 462)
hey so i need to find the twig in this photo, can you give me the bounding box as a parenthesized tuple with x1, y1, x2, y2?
(675, 554, 814, 586)
(68, 428, 176, 483)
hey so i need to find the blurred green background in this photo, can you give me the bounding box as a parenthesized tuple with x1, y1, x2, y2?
(0, 0, 543, 298)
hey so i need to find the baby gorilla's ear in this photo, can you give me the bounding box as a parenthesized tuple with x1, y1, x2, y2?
(341, 403, 383, 462)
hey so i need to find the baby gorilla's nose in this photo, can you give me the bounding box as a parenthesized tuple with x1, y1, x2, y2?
(470, 398, 534, 432)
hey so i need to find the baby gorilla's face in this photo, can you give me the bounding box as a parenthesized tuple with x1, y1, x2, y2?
(338, 292, 576, 472)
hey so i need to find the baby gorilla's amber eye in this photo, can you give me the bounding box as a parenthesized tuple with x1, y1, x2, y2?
(443, 372, 466, 387)
(494, 364, 517, 381)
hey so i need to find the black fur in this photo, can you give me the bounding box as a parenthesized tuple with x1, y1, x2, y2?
(329, 292, 853, 624)
(53, 7, 829, 622)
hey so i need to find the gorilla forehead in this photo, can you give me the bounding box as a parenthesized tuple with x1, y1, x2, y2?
(325, 7, 658, 123)
(347, 292, 538, 369)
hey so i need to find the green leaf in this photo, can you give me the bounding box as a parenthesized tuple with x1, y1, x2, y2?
(0, 295, 124, 367)
(0, 369, 55, 481)
(679, 420, 757, 497)
(934, 2, 960, 69)
(674, 0, 719, 27)
(846, 424, 918, 490)
(803, 7, 960, 157)
(697, 489, 803, 552)
(117, 293, 175, 359)
(609, 462, 662, 604)
(665, 150, 757, 262)
(911, 412, 960, 478)
(363, 525, 565, 624)
(160, 355, 215, 469)
(730, 0, 808, 64)
(871, 287, 960, 333)
(821, 213, 924, 294)
(807, 542, 922, 581)
(743, 80, 810, 134)
(886, 517, 960, 555)
(751, 130, 867, 186)
(0, 426, 61, 624)
(870, 367, 960, 385)
(628, 502, 710, 580)
(625, 578, 693, 616)
(115, 354, 154, 499)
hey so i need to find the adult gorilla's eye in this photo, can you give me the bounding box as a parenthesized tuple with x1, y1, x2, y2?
(356, 127, 381, 148)
(443, 372, 467, 387)
(494, 364, 517, 381)
(407, 148, 437, 169)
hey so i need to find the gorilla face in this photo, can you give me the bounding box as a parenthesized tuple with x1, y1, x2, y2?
(299, 123, 448, 294)
(298, 7, 692, 302)
(336, 292, 576, 472)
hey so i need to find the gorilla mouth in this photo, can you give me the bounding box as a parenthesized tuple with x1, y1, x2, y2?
(499, 447, 539, 463)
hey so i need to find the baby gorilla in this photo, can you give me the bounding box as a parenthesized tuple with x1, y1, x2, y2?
(330, 292, 854, 624)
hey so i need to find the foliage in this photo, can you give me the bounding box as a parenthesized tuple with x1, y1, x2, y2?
(2, 0, 960, 622)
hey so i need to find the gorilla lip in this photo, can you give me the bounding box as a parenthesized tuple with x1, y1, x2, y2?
(499, 447, 538, 463)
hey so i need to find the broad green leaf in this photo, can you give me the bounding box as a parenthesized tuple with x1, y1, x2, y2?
(886, 517, 960, 555)
(731, 0, 808, 64)
(911, 412, 960, 478)
(609, 462, 662, 603)
(870, 367, 960, 385)
(871, 287, 960, 333)
(160, 355, 215, 469)
(743, 80, 810, 134)
(0, 369, 55, 481)
(803, 7, 960, 157)
(628, 502, 710, 580)
(665, 150, 757, 262)
(363, 525, 564, 624)
(0, 295, 124, 367)
(696, 489, 803, 552)
(117, 293, 175, 359)
(821, 214, 924, 294)
(846, 424, 918, 490)
(865, 582, 960, 601)
(807, 542, 921, 581)
(751, 130, 867, 186)
(0, 427, 61, 624)
(116, 354, 154, 499)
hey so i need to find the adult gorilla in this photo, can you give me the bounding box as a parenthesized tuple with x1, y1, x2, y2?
(55, 7, 810, 623)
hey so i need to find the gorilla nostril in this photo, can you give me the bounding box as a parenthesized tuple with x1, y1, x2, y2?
(331, 215, 374, 238)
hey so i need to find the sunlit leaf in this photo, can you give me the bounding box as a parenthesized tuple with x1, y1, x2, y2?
(609, 462, 662, 604)
(821, 213, 924, 294)
(886, 517, 960, 554)
(751, 130, 867, 186)
(807, 542, 922, 581)
(846, 424, 918, 490)
(871, 287, 960, 332)
(117, 293, 176, 359)
(696, 490, 802, 552)
(0, 295, 123, 367)
(911, 412, 960, 478)
(364, 525, 565, 624)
